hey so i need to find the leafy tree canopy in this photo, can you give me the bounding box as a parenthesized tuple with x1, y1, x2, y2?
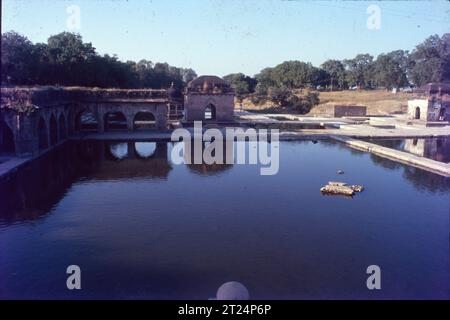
(1, 31, 197, 88)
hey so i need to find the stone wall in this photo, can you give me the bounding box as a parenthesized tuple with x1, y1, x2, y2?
(408, 83, 450, 122)
(407, 98, 450, 121)
(184, 93, 234, 122)
(0, 87, 171, 157)
(404, 137, 450, 162)
(328, 105, 367, 117)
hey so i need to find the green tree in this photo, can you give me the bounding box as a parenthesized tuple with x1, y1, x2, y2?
(408, 33, 450, 86)
(1, 31, 197, 89)
(180, 68, 197, 84)
(272, 61, 318, 88)
(223, 73, 257, 101)
(46, 32, 96, 85)
(1, 31, 37, 84)
(320, 59, 346, 90)
(255, 67, 277, 95)
(286, 91, 320, 114)
(344, 54, 374, 88)
(373, 50, 409, 89)
(267, 85, 292, 106)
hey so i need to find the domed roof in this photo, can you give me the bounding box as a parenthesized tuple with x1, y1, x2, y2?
(187, 75, 230, 88)
(167, 83, 182, 99)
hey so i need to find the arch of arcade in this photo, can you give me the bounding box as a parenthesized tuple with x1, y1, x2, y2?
(0, 87, 172, 156)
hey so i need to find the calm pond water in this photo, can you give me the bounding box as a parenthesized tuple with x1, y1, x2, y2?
(0, 140, 449, 299)
(364, 137, 450, 163)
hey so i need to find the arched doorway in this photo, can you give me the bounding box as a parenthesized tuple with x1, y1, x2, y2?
(0, 119, 15, 154)
(204, 104, 216, 121)
(133, 112, 156, 130)
(104, 112, 128, 131)
(75, 110, 98, 132)
(58, 114, 67, 140)
(38, 117, 48, 151)
(439, 107, 446, 121)
(49, 115, 58, 146)
(415, 107, 421, 120)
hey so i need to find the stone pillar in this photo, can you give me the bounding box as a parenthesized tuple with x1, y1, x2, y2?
(46, 116, 51, 150)
(155, 142, 168, 159)
(97, 109, 105, 133)
(126, 113, 134, 131)
(67, 106, 75, 136)
(156, 104, 168, 130)
(127, 142, 136, 159)
(98, 141, 105, 162)
(15, 113, 40, 157)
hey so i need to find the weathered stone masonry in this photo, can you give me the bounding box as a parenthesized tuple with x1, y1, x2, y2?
(0, 75, 236, 157)
(184, 75, 235, 122)
(407, 83, 450, 122)
(0, 87, 171, 156)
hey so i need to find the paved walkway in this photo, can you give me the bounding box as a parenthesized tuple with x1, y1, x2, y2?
(278, 125, 449, 139)
(72, 123, 449, 140)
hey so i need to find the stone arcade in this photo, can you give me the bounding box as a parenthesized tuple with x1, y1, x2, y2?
(0, 76, 235, 157)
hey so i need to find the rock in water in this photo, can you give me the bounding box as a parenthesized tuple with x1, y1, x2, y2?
(328, 181, 347, 186)
(350, 185, 364, 192)
(320, 182, 364, 196)
(320, 185, 355, 196)
(337, 170, 344, 174)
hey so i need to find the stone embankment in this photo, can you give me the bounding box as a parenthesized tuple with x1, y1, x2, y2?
(331, 136, 450, 177)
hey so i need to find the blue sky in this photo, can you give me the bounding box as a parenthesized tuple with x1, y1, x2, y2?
(2, 0, 449, 76)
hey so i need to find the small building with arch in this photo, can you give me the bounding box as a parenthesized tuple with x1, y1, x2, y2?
(407, 83, 450, 122)
(183, 75, 235, 123)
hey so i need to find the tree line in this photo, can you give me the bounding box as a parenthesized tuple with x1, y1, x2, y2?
(2, 31, 449, 95)
(1, 31, 197, 88)
(221, 33, 449, 113)
(224, 33, 450, 95)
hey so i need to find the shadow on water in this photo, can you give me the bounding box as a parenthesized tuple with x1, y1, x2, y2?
(182, 140, 233, 176)
(365, 137, 450, 164)
(369, 153, 450, 193)
(1, 139, 448, 225)
(0, 141, 171, 223)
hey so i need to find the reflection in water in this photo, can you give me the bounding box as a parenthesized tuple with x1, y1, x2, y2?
(366, 137, 450, 163)
(108, 142, 128, 160)
(0, 143, 82, 222)
(135, 142, 157, 158)
(0, 140, 449, 299)
(176, 140, 234, 176)
(0, 141, 171, 220)
(98, 141, 170, 181)
(1, 139, 448, 222)
(403, 137, 450, 163)
(369, 153, 450, 193)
